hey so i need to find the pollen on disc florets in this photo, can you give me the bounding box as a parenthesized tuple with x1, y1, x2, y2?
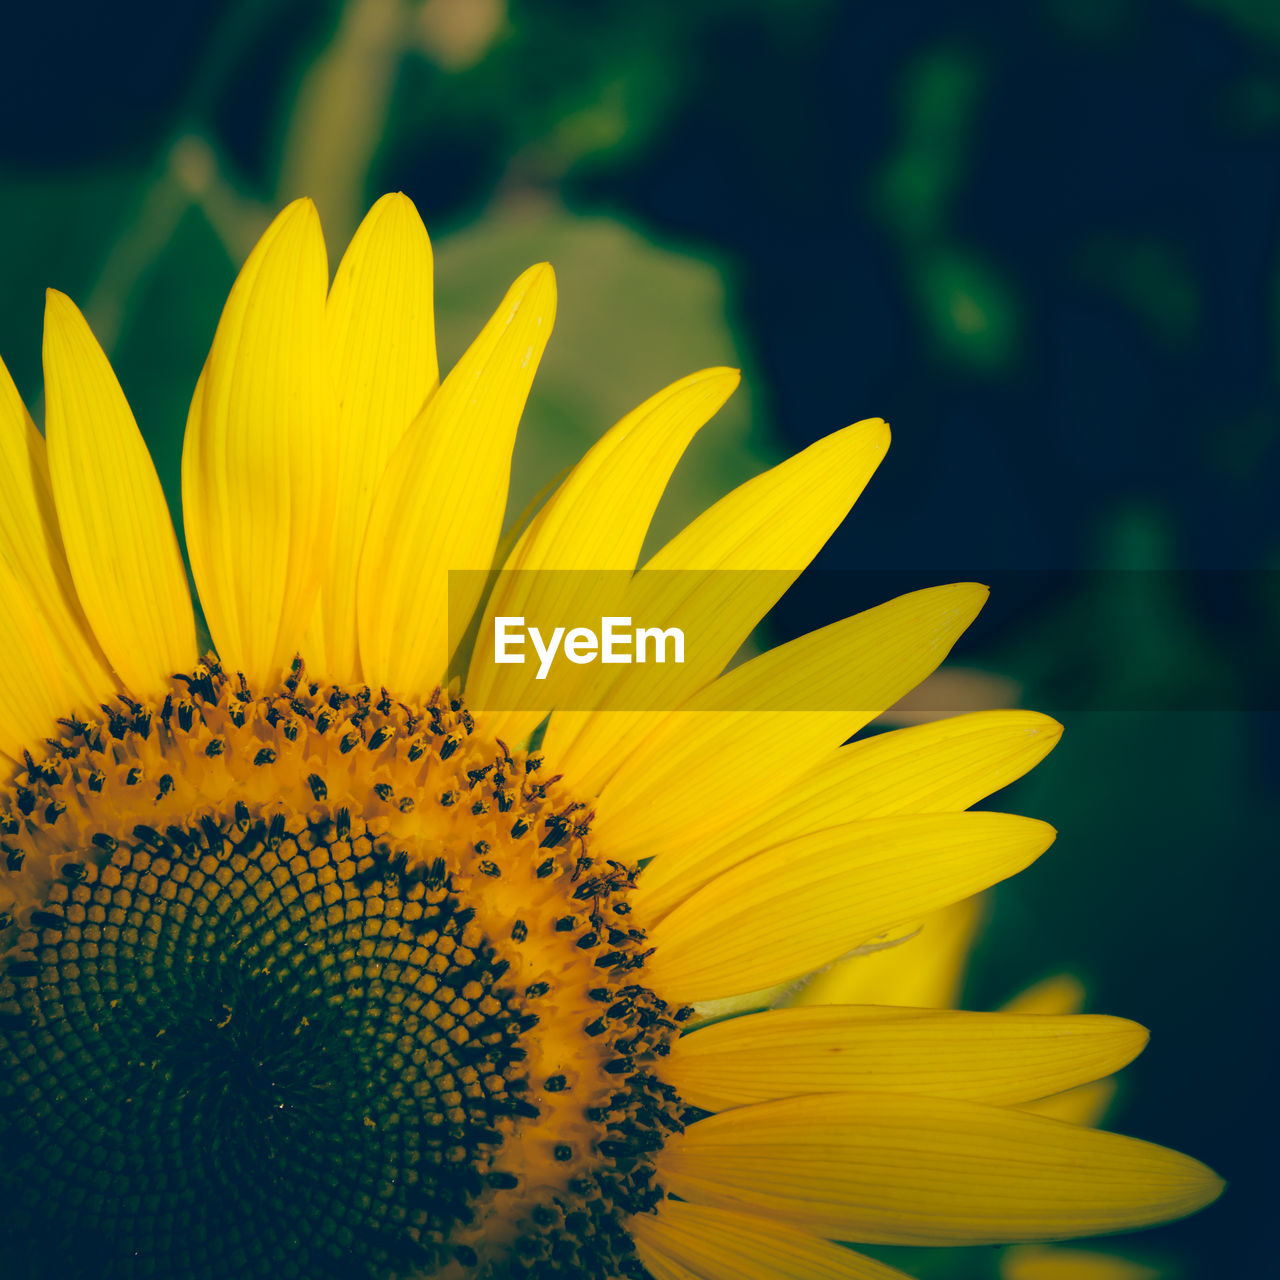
(0, 659, 689, 1280)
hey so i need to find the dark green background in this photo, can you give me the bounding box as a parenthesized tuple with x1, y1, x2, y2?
(1, 2, 1273, 1276)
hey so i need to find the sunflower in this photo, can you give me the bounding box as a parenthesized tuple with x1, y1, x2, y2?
(0, 194, 1221, 1280)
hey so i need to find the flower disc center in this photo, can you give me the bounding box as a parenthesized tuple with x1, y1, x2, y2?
(3, 811, 527, 1278)
(0, 664, 687, 1280)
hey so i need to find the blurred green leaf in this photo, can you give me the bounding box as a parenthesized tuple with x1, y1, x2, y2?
(0, 169, 141, 398)
(915, 245, 1019, 373)
(1186, 0, 1280, 45)
(874, 46, 1020, 376)
(110, 204, 238, 549)
(432, 201, 776, 554)
(876, 47, 984, 244)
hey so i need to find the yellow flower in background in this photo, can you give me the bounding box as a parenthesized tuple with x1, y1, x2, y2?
(0, 195, 1220, 1279)
(1002, 1246, 1164, 1280)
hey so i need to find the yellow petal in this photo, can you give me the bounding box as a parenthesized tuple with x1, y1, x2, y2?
(600, 583, 990, 911)
(544, 418, 891, 791)
(1002, 1244, 1163, 1280)
(446, 461, 576, 696)
(631, 1199, 917, 1280)
(357, 263, 556, 695)
(43, 291, 196, 696)
(467, 365, 740, 741)
(1021, 1078, 1117, 1127)
(1003, 973, 1087, 1016)
(645, 811, 1054, 1003)
(724, 709, 1060, 851)
(0, 557, 74, 763)
(634, 701, 1055, 917)
(676, 921, 927, 1036)
(308, 193, 437, 684)
(0, 352, 115, 710)
(793, 897, 982, 1008)
(632, 1247, 701, 1280)
(183, 198, 335, 688)
(664, 1006, 1147, 1111)
(657, 1093, 1224, 1246)
(506, 367, 742, 575)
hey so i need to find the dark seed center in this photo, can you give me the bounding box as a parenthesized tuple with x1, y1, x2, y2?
(0, 811, 527, 1280)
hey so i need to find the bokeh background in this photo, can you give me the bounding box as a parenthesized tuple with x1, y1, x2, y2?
(1, 1, 1275, 1276)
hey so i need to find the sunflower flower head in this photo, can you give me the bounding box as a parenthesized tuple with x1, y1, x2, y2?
(0, 195, 1221, 1280)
